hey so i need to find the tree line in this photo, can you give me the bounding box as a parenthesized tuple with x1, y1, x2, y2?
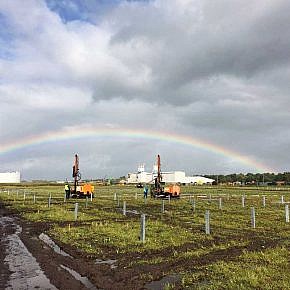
(203, 172, 290, 185)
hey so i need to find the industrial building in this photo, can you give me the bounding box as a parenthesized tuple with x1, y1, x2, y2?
(0, 171, 21, 183)
(127, 165, 214, 185)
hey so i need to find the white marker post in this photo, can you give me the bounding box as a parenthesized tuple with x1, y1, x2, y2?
(251, 207, 256, 229)
(285, 204, 289, 223)
(262, 196, 266, 207)
(74, 203, 79, 221)
(192, 200, 196, 212)
(140, 214, 146, 243)
(242, 196, 245, 208)
(205, 210, 210, 235)
(123, 201, 126, 216)
(219, 198, 222, 210)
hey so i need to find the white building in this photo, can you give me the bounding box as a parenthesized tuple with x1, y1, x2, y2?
(127, 165, 214, 185)
(0, 171, 21, 183)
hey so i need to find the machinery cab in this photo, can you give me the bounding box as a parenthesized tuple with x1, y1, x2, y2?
(164, 184, 180, 198)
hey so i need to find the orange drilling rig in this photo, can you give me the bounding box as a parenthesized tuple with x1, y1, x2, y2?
(150, 154, 180, 198)
(70, 154, 94, 198)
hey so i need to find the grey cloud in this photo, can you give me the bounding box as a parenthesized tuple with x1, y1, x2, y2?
(90, 0, 290, 106)
(1, 0, 290, 178)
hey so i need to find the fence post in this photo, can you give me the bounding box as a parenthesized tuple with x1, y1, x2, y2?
(242, 196, 245, 208)
(114, 192, 117, 201)
(285, 204, 289, 223)
(281, 195, 284, 205)
(123, 201, 126, 216)
(33, 194, 36, 204)
(205, 210, 210, 234)
(48, 196, 51, 208)
(192, 199, 196, 212)
(135, 192, 138, 200)
(219, 198, 222, 210)
(74, 203, 79, 221)
(262, 196, 266, 207)
(140, 214, 146, 243)
(251, 207, 256, 229)
(161, 200, 165, 213)
(90, 193, 93, 202)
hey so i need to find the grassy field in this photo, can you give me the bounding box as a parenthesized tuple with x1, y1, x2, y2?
(1, 184, 290, 289)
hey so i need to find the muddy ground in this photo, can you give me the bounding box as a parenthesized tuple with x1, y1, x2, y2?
(1, 201, 183, 290)
(0, 200, 282, 290)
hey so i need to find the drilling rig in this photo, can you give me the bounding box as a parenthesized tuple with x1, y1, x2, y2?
(70, 154, 94, 198)
(150, 154, 180, 198)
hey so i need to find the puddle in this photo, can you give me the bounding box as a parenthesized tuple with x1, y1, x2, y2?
(39, 233, 72, 258)
(95, 259, 117, 269)
(0, 216, 57, 290)
(145, 274, 180, 290)
(60, 264, 99, 290)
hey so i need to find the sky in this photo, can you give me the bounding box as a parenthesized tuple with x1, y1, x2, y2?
(0, 0, 290, 180)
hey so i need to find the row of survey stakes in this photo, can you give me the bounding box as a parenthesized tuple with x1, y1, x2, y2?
(1, 189, 289, 243)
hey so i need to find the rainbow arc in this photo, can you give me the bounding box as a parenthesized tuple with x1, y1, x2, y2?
(0, 127, 272, 172)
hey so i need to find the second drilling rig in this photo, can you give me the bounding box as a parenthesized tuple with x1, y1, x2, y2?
(70, 154, 94, 198)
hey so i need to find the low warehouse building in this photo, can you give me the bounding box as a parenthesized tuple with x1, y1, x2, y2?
(0, 171, 21, 183)
(127, 165, 214, 185)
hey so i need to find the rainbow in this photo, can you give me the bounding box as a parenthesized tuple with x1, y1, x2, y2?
(0, 126, 272, 172)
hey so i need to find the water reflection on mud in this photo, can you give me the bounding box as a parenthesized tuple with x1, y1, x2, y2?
(39, 233, 72, 258)
(1, 216, 57, 290)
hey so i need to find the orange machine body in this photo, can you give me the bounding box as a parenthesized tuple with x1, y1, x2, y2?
(164, 184, 181, 197)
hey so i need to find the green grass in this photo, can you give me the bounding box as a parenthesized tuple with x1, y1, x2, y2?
(181, 246, 290, 289)
(1, 184, 290, 288)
